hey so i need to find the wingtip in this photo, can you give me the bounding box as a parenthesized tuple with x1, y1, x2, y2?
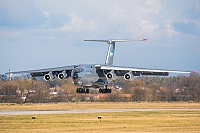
(191, 70, 197, 74)
(142, 38, 147, 41)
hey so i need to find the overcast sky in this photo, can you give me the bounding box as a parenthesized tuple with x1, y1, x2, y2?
(0, 0, 200, 74)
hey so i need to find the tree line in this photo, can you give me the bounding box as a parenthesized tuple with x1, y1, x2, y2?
(0, 74, 199, 103)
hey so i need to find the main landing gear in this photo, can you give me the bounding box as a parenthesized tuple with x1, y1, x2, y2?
(76, 86, 112, 94)
(99, 85, 112, 94)
(76, 88, 89, 94)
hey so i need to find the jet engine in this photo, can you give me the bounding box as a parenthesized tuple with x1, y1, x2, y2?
(106, 72, 113, 79)
(58, 71, 68, 80)
(105, 70, 117, 80)
(44, 72, 54, 81)
(124, 71, 134, 80)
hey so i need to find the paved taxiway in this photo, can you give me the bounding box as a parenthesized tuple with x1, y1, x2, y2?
(0, 108, 200, 116)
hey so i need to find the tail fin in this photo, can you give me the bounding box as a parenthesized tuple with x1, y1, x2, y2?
(84, 39, 147, 65)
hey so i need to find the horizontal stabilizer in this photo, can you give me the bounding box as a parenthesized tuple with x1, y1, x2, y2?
(85, 39, 147, 65)
(84, 39, 147, 44)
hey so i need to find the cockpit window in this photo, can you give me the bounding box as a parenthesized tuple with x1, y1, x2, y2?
(74, 68, 84, 73)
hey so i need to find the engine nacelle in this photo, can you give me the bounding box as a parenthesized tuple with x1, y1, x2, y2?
(106, 72, 113, 79)
(124, 71, 134, 80)
(44, 72, 54, 81)
(58, 71, 68, 80)
(105, 71, 117, 80)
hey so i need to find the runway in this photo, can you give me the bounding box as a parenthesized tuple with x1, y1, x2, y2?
(0, 108, 200, 116)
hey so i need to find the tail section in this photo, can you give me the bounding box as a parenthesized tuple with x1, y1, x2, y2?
(105, 41, 115, 65)
(84, 39, 147, 65)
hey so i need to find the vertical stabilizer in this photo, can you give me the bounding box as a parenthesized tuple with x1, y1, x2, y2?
(84, 39, 147, 65)
(105, 41, 115, 65)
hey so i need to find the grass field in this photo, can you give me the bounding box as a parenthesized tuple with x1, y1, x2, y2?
(1, 102, 200, 110)
(0, 102, 200, 133)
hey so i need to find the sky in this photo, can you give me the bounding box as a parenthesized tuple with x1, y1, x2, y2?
(0, 0, 200, 74)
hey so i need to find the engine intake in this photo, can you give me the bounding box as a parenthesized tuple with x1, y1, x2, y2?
(106, 73, 113, 79)
(124, 72, 133, 80)
(58, 71, 67, 80)
(44, 72, 54, 81)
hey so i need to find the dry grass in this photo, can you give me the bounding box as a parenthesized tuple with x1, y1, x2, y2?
(0, 110, 199, 133)
(0, 102, 200, 111)
(0, 102, 200, 133)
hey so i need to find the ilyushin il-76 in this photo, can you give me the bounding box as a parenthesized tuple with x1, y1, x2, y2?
(7, 39, 192, 94)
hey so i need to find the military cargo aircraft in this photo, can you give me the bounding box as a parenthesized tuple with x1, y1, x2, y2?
(6, 39, 192, 94)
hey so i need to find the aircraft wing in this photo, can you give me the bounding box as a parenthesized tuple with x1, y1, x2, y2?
(95, 65, 191, 76)
(6, 65, 75, 77)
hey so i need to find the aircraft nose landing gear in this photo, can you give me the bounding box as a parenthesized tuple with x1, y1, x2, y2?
(76, 88, 89, 94)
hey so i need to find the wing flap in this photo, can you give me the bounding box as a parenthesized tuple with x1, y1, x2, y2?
(6, 65, 75, 77)
(95, 65, 191, 76)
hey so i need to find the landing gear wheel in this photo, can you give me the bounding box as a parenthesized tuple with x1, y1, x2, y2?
(106, 89, 111, 93)
(76, 88, 81, 93)
(99, 88, 112, 94)
(86, 89, 89, 94)
(99, 89, 102, 93)
(80, 88, 84, 93)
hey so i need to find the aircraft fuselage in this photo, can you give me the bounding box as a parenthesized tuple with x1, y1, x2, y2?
(72, 64, 108, 88)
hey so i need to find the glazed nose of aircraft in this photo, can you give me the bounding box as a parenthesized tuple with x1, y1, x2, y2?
(73, 72, 79, 78)
(72, 67, 83, 78)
